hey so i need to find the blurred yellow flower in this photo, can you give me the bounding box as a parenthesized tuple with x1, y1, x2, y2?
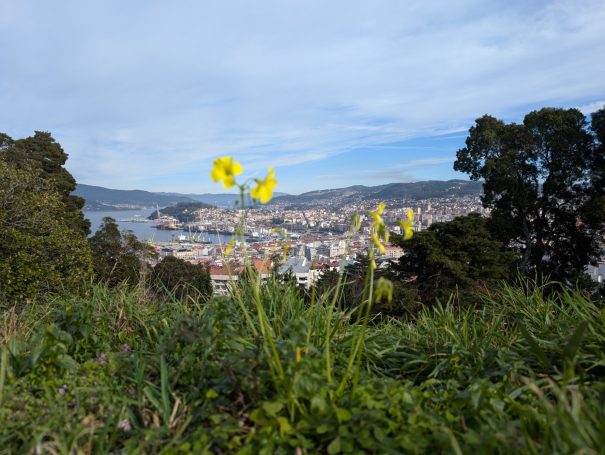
(210, 156, 243, 188)
(398, 209, 414, 240)
(225, 239, 236, 256)
(371, 232, 386, 254)
(251, 167, 277, 204)
(369, 203, 389, 253)
(374, 277, 393, 302)
(295, 346, 302, 363)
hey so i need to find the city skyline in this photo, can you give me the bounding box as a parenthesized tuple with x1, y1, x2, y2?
(1, 1, 604, 194)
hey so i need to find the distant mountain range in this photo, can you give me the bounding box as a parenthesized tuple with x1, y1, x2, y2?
(269, 180, 483, 208)
(75, 180, 482, 211)
(75, 184, 195, 210)
(75, 184, 289, 210)
(155, 191, 290, 208)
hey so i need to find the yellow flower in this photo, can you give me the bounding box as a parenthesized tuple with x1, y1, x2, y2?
(369, 202, 385, 225)
(295, 346, 302, 363)
(225, 239, 236, 256)
(371, 232, 386, 254)
(251, 167, 277, 204)
(210, 156, 243, 188)
(398, 209, 414, 240)
(369, 203, 389, 253)
(374, 277, 394, 303)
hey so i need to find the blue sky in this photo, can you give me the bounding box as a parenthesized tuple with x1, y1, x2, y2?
(1, 1, 604, 195)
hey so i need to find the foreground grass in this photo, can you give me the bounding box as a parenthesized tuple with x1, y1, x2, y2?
(1, 280, 604, 454)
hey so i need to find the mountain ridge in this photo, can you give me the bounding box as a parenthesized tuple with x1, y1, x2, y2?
(76, 180, 482, 211)
(269, 179, 483, 208)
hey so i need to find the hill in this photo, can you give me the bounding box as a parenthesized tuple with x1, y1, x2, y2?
(270, 179, 483, 208)
(75, 180, 481, 211)
(148, 201, 215, 222)
(156, 191, 290, 208)
(74, 184, 196, 211)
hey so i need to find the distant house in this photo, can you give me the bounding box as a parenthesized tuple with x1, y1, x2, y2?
(208, 265, 238, 295)
(209, 259, 273, 295)
(278, 257, 312, 288)
(382, 245, 403, 259)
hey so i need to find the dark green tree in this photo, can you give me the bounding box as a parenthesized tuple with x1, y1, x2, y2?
(89, 217, 147, 288)
(311, 256, 420, 318)
(454, 107, 605, 284)
(152, 256, 213, 300)
(390, 215, 517, 304)
(0, 131, 90, 235)
(312, 256, 370, 309)
(0, 161, 93, 302)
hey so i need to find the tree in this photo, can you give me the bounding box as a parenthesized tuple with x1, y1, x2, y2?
(152, 256, 213, 300)
(454, 107, 605, 284)
(0, 161, 93, 302)
(310, 256, 420, 317)
(0, 131, 90, 236)
(88, 217, 148, 288)
(312, 256, 371, 309)
(390, 215, 517, 304)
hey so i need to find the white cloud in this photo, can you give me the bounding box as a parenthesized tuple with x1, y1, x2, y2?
(577, 100, 605, 115)
(0, 0, 604, 192)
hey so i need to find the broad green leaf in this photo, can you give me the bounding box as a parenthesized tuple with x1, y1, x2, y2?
(327, 436, 341, 454)
(262, 401, 284, 416)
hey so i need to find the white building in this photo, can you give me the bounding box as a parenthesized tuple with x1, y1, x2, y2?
(278, 257, 312, 288)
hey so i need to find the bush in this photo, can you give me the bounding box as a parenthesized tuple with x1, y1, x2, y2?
(152, 256, 213, 300)
(89, 217, 148, 288)
(0, 162, 92, 302)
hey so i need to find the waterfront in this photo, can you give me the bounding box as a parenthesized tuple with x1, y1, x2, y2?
(84, 209, 233, 244)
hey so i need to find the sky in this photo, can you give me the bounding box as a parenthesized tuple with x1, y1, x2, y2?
(1, 1, 604, 195)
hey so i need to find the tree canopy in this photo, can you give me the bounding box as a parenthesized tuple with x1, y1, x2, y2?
(0, 131, 90, 236)
(390, 215, 517, 304)
(0, 161, 93, 302)
(152, 256, 213, 300)
(454, 107, 605, 284)
(88, 217, 150, 288)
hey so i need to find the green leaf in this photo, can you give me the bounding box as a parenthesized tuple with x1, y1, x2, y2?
(563, 321, 588, 362)
(262, 401, 284, 416)
(316, 424, 331, 434)
(327, 436, 341, 454)
(517, 319, 551, 369)
(56, 354, 77, 370)
(311, 396, 327, 413)
(276, 416, 292, 435)
(336, 408, 352, 422)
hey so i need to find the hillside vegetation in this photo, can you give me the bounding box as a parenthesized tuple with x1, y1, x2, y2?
(1, 280, 604, 453)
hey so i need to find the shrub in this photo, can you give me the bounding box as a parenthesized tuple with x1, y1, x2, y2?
(152, 256, 212, 300)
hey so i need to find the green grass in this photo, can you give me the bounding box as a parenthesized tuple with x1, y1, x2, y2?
(1, 278, 604, 454)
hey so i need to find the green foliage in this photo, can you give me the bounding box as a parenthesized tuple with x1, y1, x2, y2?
(454, 106, 605, 284)
(391, 214, 517, 304)
(0, 131, 90, 236)
(312, 256, 421, 317)
(0, 161, 93, 302)
(149, 201, 214, 222)
(152, 256, 213, 300)
(89, 217, 149, 288)
(1, 280, 604, 453)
